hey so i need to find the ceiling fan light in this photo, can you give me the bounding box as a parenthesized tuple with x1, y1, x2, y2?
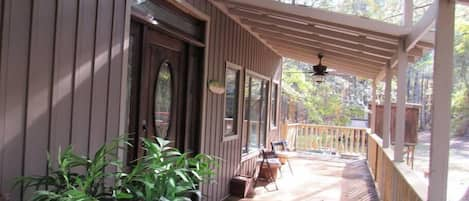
(312, 74, 325, 83)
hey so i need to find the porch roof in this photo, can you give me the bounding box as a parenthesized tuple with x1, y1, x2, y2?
(213, 0, 442, 79)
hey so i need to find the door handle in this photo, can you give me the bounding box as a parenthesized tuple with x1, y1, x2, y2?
(142, 120, 147, 133)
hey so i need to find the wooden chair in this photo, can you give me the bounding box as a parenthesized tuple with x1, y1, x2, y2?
(271, 141, 294, 175)
(254, 149, 280, 191)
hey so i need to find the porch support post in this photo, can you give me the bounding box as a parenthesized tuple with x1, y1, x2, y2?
(428, 1, 455, 200)
(404, 0, 414, 28)
(370, 80, 377, 133)
(382, 63, 392, 148)
(394, 40, 408, 162)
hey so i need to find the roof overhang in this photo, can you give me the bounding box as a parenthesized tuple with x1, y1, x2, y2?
(459, 0, 469, 6)
(211, 0, 437, 79)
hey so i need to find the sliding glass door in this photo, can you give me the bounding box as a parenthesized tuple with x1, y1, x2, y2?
(242, 73, 269, 154)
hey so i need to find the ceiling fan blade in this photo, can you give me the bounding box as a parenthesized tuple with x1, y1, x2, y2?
(284, 71, 315, 74)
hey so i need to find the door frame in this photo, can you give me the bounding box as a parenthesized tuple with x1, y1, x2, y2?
(119, 0, 210, 163)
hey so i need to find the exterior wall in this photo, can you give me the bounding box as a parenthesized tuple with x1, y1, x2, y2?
(0, 0, 281, 200)
(187, 1, 282, 200)
(0, 0, 129, 200)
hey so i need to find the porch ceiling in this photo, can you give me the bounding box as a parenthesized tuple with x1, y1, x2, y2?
(212, 0, 436, 79)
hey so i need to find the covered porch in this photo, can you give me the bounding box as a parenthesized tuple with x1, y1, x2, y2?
(0, 0, 466, 200)
(211, 0, 465, 200)
(228, 155, 378, 201)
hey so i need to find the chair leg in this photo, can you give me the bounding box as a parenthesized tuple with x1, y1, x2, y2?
(278, 166, 283, 178)
(253, 160, 262, 188)
(266, 161, 279, 191)
(287, 159, 293, 175)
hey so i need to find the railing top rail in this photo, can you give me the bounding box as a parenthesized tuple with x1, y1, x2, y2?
(286, 123, 369, 131)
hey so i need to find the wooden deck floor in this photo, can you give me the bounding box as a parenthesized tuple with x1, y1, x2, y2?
(226, 155, 379, 201)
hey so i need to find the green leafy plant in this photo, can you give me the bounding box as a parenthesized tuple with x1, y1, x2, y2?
(16, 139, 124, 201)
(115, 138, 217, 201)
(16, 137, 217, 201)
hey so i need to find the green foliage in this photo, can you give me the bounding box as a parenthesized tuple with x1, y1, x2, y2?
(452, 85, 469, 136)
(451, 5, 469, 135)
(16, 139, 123, 201)
(16, 138, 217, 201)
(115, 138, 217, 201)
(282, 58, 370, 126)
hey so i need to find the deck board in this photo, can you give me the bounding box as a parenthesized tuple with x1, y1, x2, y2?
(226, 155, 379, 201)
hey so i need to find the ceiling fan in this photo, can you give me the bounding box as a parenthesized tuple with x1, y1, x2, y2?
(311, 53, 331, 83)
(285, 53, 336, 83)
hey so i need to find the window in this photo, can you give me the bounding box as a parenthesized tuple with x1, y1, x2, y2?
(242, 71, 269, 154)
(224, 62, 242, 141)
(271, 83, 279, 128)
(154, 61, 172, 138)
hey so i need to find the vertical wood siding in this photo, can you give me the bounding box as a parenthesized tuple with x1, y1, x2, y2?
(188, 1, 282, 200)
(0, 0, 129, 200)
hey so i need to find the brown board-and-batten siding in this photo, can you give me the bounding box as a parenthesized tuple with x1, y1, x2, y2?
(0, 0, 129, 200)
(187, 1, 282, 200)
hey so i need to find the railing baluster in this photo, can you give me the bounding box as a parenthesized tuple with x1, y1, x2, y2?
(300, 125, 305, 150)
(347, 129, 351, 153)
(338, 128, 342, 154)
(304, 125, 312, 150)
(285, 123, 369, 156)
(334, 128, 338, 153)
(357, 130, 361, 153)
(315, 126, 319, 150)
(330, 128, 334, 152)
(361, 130, 366, 153)
(352, 130, 360, 153)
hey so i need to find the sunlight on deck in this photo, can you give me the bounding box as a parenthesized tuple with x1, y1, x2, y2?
(227, 155, 378, 201)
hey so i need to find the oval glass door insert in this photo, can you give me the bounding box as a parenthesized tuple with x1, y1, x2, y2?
(154, 61, 172, 137)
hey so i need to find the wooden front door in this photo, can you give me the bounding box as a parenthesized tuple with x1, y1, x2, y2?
(140, 28, 187, 147)
(128, 23, 196, 160)
(128, 1, 205, 162)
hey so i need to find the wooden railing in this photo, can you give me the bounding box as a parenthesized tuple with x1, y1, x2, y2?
(281, 123, 368, 155)
(367, 134, 427, 201)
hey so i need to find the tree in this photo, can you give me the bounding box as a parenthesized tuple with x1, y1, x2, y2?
(281, 58, 371, 126)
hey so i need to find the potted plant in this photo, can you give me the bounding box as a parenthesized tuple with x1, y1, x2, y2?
(16, 137, 216, 201)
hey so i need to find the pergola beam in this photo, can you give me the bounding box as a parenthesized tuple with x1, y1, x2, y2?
(282, 52, 374, 79)
(459, 0, 469, 6)
(230, 10, 397, 58)
(223, 0, 403, 41)
(267, 40, 384, 70)
(275, 46, 382, 73)
(280, 51, 378, 79)
(228, 8, 399, 50)
(405, 2, 437, 52)
(416, 41, 434, 49)
(375, 52, 417, 81)
(256, 30, 388, 64)
(236, 17, 395, 59)
(208, 0, 282, 56)
(274, 47, 382, 74)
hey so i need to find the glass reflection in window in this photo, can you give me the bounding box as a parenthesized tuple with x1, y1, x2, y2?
(271, 83, 278, 128)
(154, 61, 172, 137)
(243, 75, 269, 154)
(224, 68, 240, 137)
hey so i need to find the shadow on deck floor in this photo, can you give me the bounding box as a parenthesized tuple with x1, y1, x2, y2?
(226, 155, 379, 201)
